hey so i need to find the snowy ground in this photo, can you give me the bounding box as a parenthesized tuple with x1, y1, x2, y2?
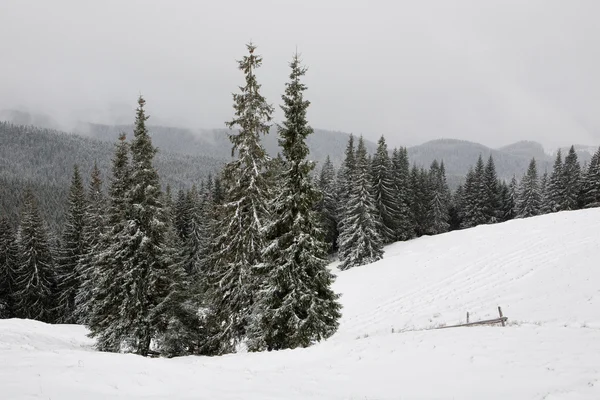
(2, 209, 600, 399)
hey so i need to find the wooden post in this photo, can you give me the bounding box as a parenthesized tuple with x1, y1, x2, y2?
(466, 312, 470, 324)
(498, 306, 505, 327)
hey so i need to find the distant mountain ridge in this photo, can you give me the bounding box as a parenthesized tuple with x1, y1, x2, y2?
(76, 123, 378, 167)
(407, 138, 595, 188)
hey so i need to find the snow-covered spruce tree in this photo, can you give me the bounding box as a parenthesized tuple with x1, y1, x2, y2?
(427, 160, 450, 234)
(483, 155, 501, 223)
(546, 150, 563, 213)
(560, 146, 581, 210)
(13, 190, 57, 322)
(247, 53, 341, 352)
(449, 184, 464, 230)
(539, 171, 549, 214)
(409, 165, 431, 236)
(581, 146, 600, 207)
(88, 134, 130, 352)
(317, 155, 339, 252)
(505, 176, 518, 220)
(116, 96, 186, 356)
(206, 43, 274, 354)
(337, 136, 383, 270)
(516, 158, 541, 218)
(371, 136, 399, 244)
(74, 163, 105, 324)
(460, 156, 487, 228)
(0, 217, 19, 318)
(336, 135, 356, 258)
(391, 147, 413, 240)
(56, 165, 87, 323)
(496, 179, 513, 222)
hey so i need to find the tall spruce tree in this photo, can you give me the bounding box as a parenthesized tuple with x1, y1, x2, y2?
(391, 147, 413, 240)
(546, 150, 563, 213)
(207, 43, 274, 354)
(247, 53, 341, 351)
(336, 135, 356, 252)
(516, 158, 541, 218)
(560, 146, 581, 210)
(317, 155, 338, 252)
(539, 171, 550, 214)
(581, 146, 600, 206)
(118, 96, 184, 356)
(505, 176, 518, 220)
(460, 156, 487, 228)
(74, 163, 105, 324)
(483, 155, 500, 223)
(337, 136, 383, 270)
(13, 190, 57, 322)
(428, 160, 450, 234)
(56, 165, 87, 322)
(371, 136, 399, 243)
(0, 217, 18, 318)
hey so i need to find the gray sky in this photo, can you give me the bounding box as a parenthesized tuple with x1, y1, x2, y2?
(1, 0, 599, 149)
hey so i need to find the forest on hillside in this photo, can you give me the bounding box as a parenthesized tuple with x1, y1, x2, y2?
(1, 43, 599, 360)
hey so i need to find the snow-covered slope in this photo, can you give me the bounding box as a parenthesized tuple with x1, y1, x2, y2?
(2, 209, 600, 399)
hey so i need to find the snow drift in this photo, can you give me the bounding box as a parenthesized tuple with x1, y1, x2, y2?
(2, 209, 600, 399)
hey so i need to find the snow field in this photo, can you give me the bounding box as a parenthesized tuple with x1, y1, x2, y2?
(1, 209, 600, 399)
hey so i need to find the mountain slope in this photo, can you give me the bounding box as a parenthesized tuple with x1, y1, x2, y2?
(2, 209, 599, 399)
(0, 122, 223, 231)
(79, 122, 377, 166)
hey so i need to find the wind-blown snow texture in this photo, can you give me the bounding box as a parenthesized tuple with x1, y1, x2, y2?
(2, 209, 600, 399)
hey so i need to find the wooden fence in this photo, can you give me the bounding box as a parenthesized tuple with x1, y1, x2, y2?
(435, 306, 507, 329)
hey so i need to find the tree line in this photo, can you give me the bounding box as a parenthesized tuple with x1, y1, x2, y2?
(1, 43, 600, 358)
(0, 44, 341, 357)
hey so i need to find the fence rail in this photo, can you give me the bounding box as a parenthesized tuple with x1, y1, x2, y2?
(435, 306, 507, 330)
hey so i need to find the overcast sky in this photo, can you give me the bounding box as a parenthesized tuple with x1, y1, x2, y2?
(1, 0, 599, 149)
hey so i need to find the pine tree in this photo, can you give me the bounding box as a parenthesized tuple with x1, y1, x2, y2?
(89, 98, 185, 356)
(371, 136, 399, 243)
(56, 165, 87, 322)
(0, 217, 18, 318)
(460, 156, 487, 228)
(117, 96, 185, 356)
(516, 158, 541, 218)
(428, 160, 450, 234)
(13, 190, 57, 322)
(539, 171, 549, 214)
(74, 163, 105, 324)
(581, 146, 600, 207)
(546, 150, 563, 213)
(391, 147, 412, 240)
(483, 155, 500, 223)
(408, 165, 430, 236)
(336, 135, 356, 253)
(449, 185, 463, 230)
(207, 43, 274, 354)
(317, 155, 338, 252)
(505, 176, 518, 220)
(337, 136, 383, 270)
(560, 146, 582, 210)
(247, 53, 341, 351)
(497, 179, 514, 222)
